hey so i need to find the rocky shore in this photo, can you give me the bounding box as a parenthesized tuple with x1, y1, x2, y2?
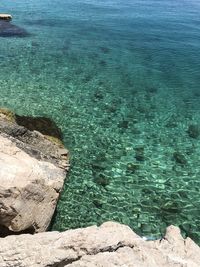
(0, 108, 199, 266)
(0, 222, 199, 266)
(0, 108, 69, 234)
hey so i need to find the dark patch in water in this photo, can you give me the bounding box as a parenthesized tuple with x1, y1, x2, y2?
(99, 46, 111, 54)
(173, 151, 187, 165)
(99, 60, 107, 66)
(135, 146, 145, 161)
(187, 124, 200, 139)
(0, 21, 29, 37)
(15, 115, 62, 139)
(94, 90, 104, 101)
(118, 120, 129, 129)
(94, 173, 110, 187)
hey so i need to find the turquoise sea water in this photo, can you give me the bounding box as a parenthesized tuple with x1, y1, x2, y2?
(1, 0, 200, 242)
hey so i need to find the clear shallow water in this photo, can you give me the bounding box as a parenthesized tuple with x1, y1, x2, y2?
(1, 0, 200, 242)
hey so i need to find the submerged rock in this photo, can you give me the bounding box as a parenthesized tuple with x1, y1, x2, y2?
(135, 146, 145, 161)
(187, 124, 200, 139)
(173, 151, 187, 165)
(0, 108, 69, 235)
(94, 173, 110, 187)
(0, 222, 199, 267)
(126, 162, 140, 174)
(118, 120, 129, 129)
(0, 20, 29, 37)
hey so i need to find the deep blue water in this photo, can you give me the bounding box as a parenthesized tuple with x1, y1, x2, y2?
(1, 0, 200, 242)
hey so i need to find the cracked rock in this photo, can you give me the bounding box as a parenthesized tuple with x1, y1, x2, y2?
(0, 108, 69, 235)
(0, 222, 199, 267)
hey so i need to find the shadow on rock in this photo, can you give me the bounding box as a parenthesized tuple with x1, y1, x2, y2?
(15, 115, 62, 139)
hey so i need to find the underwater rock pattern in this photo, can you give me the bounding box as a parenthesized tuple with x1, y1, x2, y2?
(0, 222, 199, 267)
(0, 109, 69, 234)
(0, 20, 28, 37)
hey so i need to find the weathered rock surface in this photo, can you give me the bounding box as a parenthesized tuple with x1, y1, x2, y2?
(0, 222, 199, 267)
(0, 109, 69, 234)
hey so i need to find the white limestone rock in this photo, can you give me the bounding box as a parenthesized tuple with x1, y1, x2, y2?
(0, 222, 199, 267)
(0, 109, 69, 234)
(0, 135, 66, 233)
(0, 14, 12, 21)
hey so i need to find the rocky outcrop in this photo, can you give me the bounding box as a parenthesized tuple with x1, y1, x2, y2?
(0, 14, 12, 21)
(0, 221, 199, 267)
(0, 108, 69, 235)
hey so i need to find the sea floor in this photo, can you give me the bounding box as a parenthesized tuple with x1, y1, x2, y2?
(0, 0, 200, 243)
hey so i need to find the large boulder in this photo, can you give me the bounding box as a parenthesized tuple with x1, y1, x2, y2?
(0, 108, 69, 235)
(0, 222, 199, 267)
